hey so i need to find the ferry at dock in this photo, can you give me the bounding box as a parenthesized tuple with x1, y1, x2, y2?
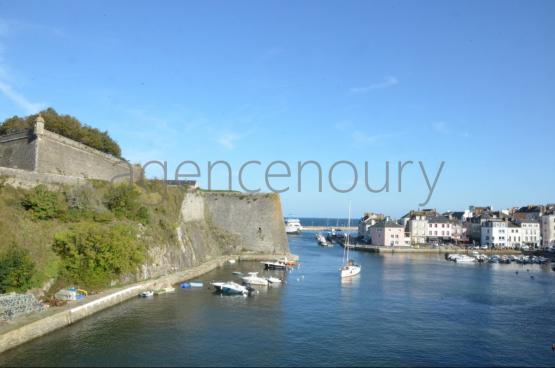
(285, 218, 303, 234)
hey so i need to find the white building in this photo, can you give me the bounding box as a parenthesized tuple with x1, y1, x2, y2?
(518, 220, 541, 249)
(481, 220, 508, 248)
(507, 223, 522, 248)
(409, 215, 428, 245)
(541, 214, 555, 248)
(427, 217, 453, 242)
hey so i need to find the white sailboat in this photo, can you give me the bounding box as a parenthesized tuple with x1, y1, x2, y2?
(340, 202, 361, 278)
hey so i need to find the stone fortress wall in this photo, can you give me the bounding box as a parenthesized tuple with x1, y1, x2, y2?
(0, 116, 141, 186)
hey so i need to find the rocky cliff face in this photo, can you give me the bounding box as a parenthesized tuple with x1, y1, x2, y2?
(139, 191, 289, 279)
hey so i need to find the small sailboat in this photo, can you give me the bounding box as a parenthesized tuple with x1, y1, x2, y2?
(316, 233, 330, 246)
(340, 202, 361, 279)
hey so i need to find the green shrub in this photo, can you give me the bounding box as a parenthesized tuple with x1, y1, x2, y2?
(92, 211, 115, 223)
(21, 185, 67, 220)
(52, 223, 145, 289)
(0, 245, 36, 293)
(105, 184, 149, 224)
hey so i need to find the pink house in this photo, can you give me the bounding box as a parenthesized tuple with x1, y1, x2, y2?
(370, 221, 405, 246)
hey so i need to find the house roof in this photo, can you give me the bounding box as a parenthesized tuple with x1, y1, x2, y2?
(371, 221, 403, 229)
(428, 217, 451, 224)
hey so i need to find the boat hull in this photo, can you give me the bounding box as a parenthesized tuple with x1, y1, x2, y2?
(340, 265, 361, 278)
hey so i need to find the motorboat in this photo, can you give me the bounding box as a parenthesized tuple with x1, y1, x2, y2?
(262, 260, 287, 270)
(241, 272, 269, 286)
(266, 276, 282, 284)
(211, 281, 252, 296)
(285, 218, 303, 234)
(447, 253, 462, 261)
(475, 254, 489, 263)
(189, 281, 204, 288)
(139, 290, 154, 297)
(455, 255, 476, 263)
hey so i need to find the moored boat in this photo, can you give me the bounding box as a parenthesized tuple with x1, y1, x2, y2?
(340, 202, 361, 278)
(139, 290, 154, 297)
(285, 218, 303, 234)
(261, 260, 287, 270)
(455, 255, 476, 263)
(211, 281, 251, 296)
(241, 272, 269, 286)
(266, 276, 282, 284)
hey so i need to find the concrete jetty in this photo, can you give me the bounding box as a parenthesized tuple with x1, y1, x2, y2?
(343, 244, 522, 255)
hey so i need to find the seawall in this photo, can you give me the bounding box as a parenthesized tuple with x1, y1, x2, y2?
(0, 253, 296, 355)
(140, 191, 289, 280)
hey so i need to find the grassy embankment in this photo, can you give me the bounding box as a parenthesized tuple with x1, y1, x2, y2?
(0, 178, 186, 295)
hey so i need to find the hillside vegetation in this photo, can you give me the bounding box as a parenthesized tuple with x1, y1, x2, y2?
(0, 108, 122, 157)
(0, 179, 185, 292)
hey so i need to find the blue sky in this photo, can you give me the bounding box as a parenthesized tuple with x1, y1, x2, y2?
(0, 1, 554, 218)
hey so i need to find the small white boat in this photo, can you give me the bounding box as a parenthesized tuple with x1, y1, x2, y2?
(189, 282, 204, 288)
(241, 272, 269, 286)
(266, 276, 282, 284)
(455, 255, 476, 263)
(139, 290, 154, 297)
(447, 254, 462, 261)
(228, 259, 236, 264)
(340, 260, 361, 278)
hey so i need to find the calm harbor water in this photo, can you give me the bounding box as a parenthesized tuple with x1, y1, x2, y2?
(1, 232, 555, 367)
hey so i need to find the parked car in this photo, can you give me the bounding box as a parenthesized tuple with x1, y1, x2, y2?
(521, 245, 530, 251)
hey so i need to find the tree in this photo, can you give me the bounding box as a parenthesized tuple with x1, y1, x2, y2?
(105, 184, 150, 224)
(0, 245, 36, 293)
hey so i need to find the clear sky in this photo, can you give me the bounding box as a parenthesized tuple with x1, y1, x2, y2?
(0, 1, 554, 218)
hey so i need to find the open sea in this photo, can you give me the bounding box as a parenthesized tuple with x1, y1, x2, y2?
(1, 231, 554, 367)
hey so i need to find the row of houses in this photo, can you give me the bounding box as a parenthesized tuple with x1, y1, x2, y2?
(357, 205, 555, 249)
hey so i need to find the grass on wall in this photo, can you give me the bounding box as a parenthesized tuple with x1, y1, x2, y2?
(0, 178, 186, 293)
